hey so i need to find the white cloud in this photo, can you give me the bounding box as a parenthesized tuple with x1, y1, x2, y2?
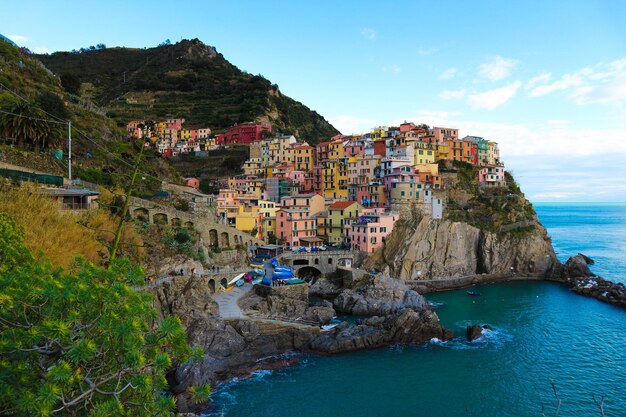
(525, 73, 551, 90)
(523, 58, 626, 105)
(360, 28, 377, 40)
(529, 73, 583, 97)
(329, 115, 377, 135)
(439, 67, 459, 80)
(31, 46, 51, 54)
(479, 55, 518, 81)
(439, 89, 466, 100)
(417, 47, 437, 56)
(572, 73, 626, 105)
(466, 81, 521, 110)
(8, 34, 29, 44)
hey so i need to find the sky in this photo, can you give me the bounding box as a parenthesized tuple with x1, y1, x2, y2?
(4, 0, 626, 202)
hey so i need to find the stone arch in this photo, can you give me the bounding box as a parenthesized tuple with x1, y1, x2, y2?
(153, 212, 168, 225)
(171, 217, 182, 227)
(220, 232, 230, 248)
(297, 266, 322, 282)
(314, 258, 319, 265)
(339, 258, 353, 268)
(208, 279, 216, 293)
(133, 207, 149, 222)
(220, 278, 228, 289)
(184, 221, 194, 228)
(248, 240, 252, 246)
(209, 229, 218, 247)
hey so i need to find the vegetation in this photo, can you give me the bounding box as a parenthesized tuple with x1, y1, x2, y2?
(443, 160, 537, 235)
(36, 39, 339, 144)
(171, 146, 249, 179)
(0, 184, 145, 267)
(0, 214, 211, 416)
(0, 39, 178, 190)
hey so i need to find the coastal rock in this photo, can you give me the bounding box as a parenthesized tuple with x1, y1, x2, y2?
(309, 277, 343, 298)
(564, 254, 595, 278)
(333, 275, 428, 316)
(310, 309, 451, 353)
(238, 284, 336, 325)
(364, 216, 557, 281)
(466, 324, 493, 341)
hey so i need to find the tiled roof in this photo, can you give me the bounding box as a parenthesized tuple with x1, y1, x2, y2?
(329, 200, 357, 210)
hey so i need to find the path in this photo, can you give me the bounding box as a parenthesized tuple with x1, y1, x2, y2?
(214, 283, 253, 319)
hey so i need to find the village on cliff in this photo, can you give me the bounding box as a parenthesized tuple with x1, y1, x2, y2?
(126, 119, 506, 253)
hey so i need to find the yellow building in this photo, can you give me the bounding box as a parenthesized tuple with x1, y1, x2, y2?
(322, 159, 349, 199)
(293, 144, 316, 172)
(235, 206, 259, 234)
(435, 143, 449, 161)
(412, 142, 436, 165)
(329, 139, 345, 160)
(328, 201, 362, 245)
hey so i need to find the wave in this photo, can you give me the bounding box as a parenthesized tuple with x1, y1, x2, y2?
(425, 324, 513, 351)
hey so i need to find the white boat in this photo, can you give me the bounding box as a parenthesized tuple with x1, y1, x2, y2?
(227, 272, 246, 287)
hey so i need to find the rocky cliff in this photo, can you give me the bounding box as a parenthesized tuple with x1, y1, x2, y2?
(364, 214, 558, 281)
(147, 275, 450, 411)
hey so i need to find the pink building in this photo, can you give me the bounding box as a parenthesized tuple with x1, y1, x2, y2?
(344, 140, 366, 157)
(383, 165, 419, 190)
(433, 127, 459, 144)
(350, 211, 399, 253)
(280, 194, 325, 215)
(276, 208, 319, 248)
(184, 177, 200, 190)
(478, 165, 506, 187)
(166, 118, 185, 130)
(400, 122, 416, 132)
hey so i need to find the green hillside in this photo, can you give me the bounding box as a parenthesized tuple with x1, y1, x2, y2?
(0, 39, 176, 190)
(37, 39, 339, 144)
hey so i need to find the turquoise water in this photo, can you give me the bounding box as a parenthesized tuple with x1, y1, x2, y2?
(535, 203, 626, 283)
(208, 204, 626, 416)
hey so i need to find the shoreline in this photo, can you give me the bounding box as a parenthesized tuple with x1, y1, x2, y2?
(406, 272, 626, 309)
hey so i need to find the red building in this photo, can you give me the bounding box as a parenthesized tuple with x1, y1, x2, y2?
(215, 122, 272, 145)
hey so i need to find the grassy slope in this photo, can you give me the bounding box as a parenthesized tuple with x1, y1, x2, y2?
(36, 39, 339, 144)
(0, 40, 178, 191)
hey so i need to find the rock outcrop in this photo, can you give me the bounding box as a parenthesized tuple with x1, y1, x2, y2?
(333, 275, 428, 316)
(364, 216, 558, 281)
(239, 284, 335, 325)
(466, 324, 493, 341)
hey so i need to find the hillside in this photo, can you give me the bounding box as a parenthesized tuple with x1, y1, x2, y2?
(0, 39, 176, 190)
(37, 39, 339, 144)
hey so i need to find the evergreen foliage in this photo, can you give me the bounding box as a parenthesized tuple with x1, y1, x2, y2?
(0, 214, 210, 416)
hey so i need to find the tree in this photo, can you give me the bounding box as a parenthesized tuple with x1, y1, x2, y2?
(0, 100, 61, 150)
(60, 73, 81, 95)
(0, 214, 211, 416)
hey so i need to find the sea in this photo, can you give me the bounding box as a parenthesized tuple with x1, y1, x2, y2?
(206, 203, 626, 416)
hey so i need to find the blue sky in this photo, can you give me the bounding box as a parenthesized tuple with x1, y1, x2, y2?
(4, 0, 626, 201)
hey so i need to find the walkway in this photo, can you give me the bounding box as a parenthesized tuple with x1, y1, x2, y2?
(214, 283, 253, 319)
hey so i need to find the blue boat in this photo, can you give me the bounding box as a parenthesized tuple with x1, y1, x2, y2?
(270, 258, 279, 268)
(466, 290, 481, 297)
(272, 270, 295, 279)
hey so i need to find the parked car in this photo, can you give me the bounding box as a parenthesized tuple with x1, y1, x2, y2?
(318, 245, 328, 251)
(310, 247, 319, 252)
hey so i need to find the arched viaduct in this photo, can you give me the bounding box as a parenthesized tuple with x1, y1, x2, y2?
(129, 197, 264, 249)
(278, 251, 359, 279)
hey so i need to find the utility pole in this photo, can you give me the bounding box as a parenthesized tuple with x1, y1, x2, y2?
(109, 143, 145, 263)
(68, 120, 72, 181)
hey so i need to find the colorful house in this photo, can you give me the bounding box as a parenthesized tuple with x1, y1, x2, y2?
(327, 201, 363, 245)
(478, 165, 506, 187)
(350, 211, 399, 253)
(276, 208, 319, 248)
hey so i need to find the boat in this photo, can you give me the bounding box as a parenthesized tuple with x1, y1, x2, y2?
(251, 268, 265, 277)
(274, 266, 294, 272)
(227, 273, 246, 287)
(466, 290, 481, 297)
(272, 270, 295, 279)
(270, 258, 279, 268)
(236, 279, 245, 287)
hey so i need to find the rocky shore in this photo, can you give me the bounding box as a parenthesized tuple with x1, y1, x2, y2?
(148, 273, 452, 412)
